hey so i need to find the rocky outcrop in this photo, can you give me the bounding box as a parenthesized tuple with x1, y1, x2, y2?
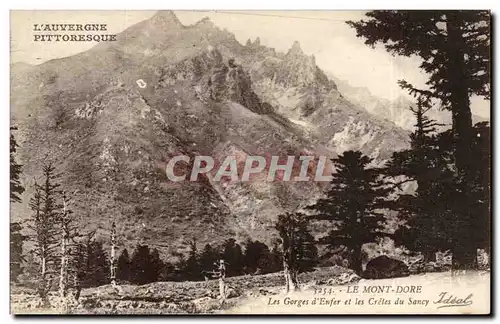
(158, 49, 273, 115)
(241, 41, 409, 163)
(362, 255, 410, 279)
(332, 76, 488, 131)
(325, 272, 362, 285)
(11, 11, 411, 255)
(272, 41, 336, 91)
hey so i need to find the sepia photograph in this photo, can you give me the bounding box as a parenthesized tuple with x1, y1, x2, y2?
(9, 9, 491, 315)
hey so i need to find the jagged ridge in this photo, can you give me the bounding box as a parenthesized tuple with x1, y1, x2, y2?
(11, 11, 410, 257)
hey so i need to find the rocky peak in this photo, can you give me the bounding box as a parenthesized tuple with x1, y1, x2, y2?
(194, 16, 218, 29)
(245, 37, 262, 47)
(284, 40, 315, 69)
(287, 41, 304, 56)
(268, 40, 336, 91)
(150, 10, 183, 27)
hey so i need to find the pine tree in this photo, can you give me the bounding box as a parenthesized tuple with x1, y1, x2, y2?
(347, 10, 491, 269)
(58, 191, 79, 298)
(426, 123, 490, 266)
(296, 229, 318, 273)
(267, 240, 284, 273)
(222, 238, 244, 277)
(130, 244, 162, 284)
(275, 212, 315, 292)
(75, 232, 110, 288)
(116, 249, 131, 282)
(74, 230, 94, 290)
(10, 222, 25, 282)
(184, 238, 201, 280)
(387, 101, 451, 261)
(308, 151, 391, 275)
(130, 244, 149, 285)
(85, 240, 110, 286)
(199, 244, 219, 278)
(10, 127, 26, 282)
(149, 248, 164, 282)
(470, 122, 491, 265)
(389, 112, 491, 266)
(10, 127, 24, 203)
(244, 240, 271, 274)
(27, 162, 63, 301)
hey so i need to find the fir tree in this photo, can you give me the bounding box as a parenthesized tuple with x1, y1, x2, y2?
(116, 249, 131, 282)
(199, 244, 219, 278)
(130, 244, 150, 285)
(10, 222, 25, 282)
(184, 238, 201, 280)
(275, 212, 315, 292)
(58, 191, 79, 298)
(347, 10, 491, 269)
(267, 240, 284, 273)
(74, 230, 110, 288)
(296, 230, 318, 273)
(387, 101, 451, 261)
(469, 122, 491, 265)
(27, 162, 63, 300)
(10, 127, 26, 282)
(308, 151, 391, 275)
(222, 238, 244, 277)
(149, 248, 164, 283)
(84, 240, 110, 287)
(244, 240, 271, 274)
(130, 244, 163, 284)
(428, 122, 490, 266)
(10, 127, 24, 203)
(390, 115, 491, 266)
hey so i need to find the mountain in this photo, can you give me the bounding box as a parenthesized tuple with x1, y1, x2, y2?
(11, 11, 410, 257)
(332, 75, 488, 130)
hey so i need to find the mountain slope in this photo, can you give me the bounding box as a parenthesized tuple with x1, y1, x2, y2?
(11, 11, 410, 256)
(332, 75, 488, 131)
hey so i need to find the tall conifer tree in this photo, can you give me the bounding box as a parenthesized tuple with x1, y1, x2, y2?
(309, 151, 391, 274)
(348, 10, 491, 269)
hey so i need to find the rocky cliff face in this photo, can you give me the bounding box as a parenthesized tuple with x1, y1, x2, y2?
(238, 38, 409, 163)
(332, 76, 487, 131)
(11, 11, 410, 256)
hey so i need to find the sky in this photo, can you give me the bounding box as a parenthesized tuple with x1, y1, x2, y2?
(10, 10, 490, 118)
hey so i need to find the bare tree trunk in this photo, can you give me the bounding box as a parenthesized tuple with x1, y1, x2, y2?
(219, 277, 225, 300)
(59, 234, 68, 297)
(283, 258, 298, 292)
(283, 261, 290, 292)
(218, 259, 226, 301)
(110, 221, 116, 287)
(39, 250, 48, 300)
(289, 269, 299, 292)
(41, 252, 46, 281)
(59, 194, 69, 298)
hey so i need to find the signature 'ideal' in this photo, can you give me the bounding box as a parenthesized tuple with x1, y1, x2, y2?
(434, 292, 473, 308)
